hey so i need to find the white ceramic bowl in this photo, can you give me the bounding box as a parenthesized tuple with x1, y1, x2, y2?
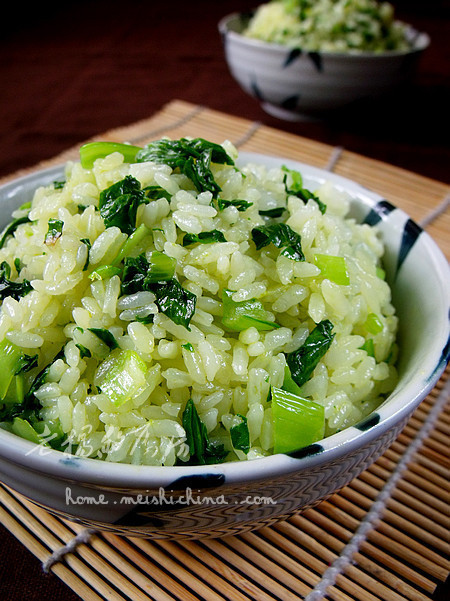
(0, 154, 448, 539)
(219, 12, 430, 120)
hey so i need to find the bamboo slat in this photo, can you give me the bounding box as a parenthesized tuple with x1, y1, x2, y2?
(0, 100, 449, 601)
(285, 513, 437, 594)
(340, 485, 449, 552)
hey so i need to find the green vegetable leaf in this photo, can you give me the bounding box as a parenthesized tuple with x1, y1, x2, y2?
(259, 207, 286, 218)
(99, 175, 145, 235)
(45, 219, 64, 245)
(251, 223, 305, 261)
(182, 230, 226, 246)
(285, 320, 335, 388)
(217, 198, 253, 212)
(136, 138, 234, 198)
(143, 185, 172, 202)
(281, 165, 304, 189)
(282, 166, 326, 214)
(187, 138, 235, 166)
(80, 238, 91, 271)
(14, 258, 22, 273)
(0, 216, 31, 250)
(360, 338, 375, 357)
(152, 279, 196, 330)
(230, 414, 250, 454)
(26, 348, 65, 405)
(135, 314, 154, 325)
(0, 261, 33, 302)
(122, 252, 176, 293)
(121, 254, 150, 294)
(281, 365, 303, 396)
(88, 328, 119, 350)
(122, 254, 195, 329)
(294, 187, 326, 214)
(183, 150, 219, 198)
(75, 344, 92, 359)
(14, 353, 38, 375)
(182, 398, 228, 465)
(0, 348, 65, 422)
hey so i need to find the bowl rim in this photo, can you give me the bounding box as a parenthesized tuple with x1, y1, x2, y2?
(0, 155, 448, 489)
(218, 11, 431, 58)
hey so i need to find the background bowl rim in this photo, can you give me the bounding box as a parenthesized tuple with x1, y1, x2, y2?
(0, 155, 447, 488)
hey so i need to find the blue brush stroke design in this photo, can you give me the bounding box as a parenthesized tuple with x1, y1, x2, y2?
(59, 456, 81, 467)
(250, 78, 264, 101)
(425, 332, 450, 385)
(167, 473, 226, 491)
(308, 52, 323, 72)
(287, 442, 324, 459)
(283, 48, 302, 67)
(355, 413, 380, 431)
(397, 218, 422, 274)
(363, 200, 396, 226)
(114, 510, 165, 528)
(281, 95, 300, 110)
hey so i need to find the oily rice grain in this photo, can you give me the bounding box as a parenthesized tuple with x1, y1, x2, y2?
(0, 140, 398, 465)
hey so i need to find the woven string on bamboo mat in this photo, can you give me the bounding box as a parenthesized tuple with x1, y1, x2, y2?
(0, 100, 449, 601)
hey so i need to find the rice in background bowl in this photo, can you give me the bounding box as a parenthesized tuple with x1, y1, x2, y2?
(242, 0, 413, 52)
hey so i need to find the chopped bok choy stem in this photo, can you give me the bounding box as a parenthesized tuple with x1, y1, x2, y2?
(144, 251, 177, 283)
(314, 254, 350, 285)
(11, 417, 45, 445)
(271, 386, 325, 454)
(94, 349, 148, 406)
(79, 142, 142, 168)
(0, 340, 24, 400)
(221, 289, 280, 331)
(89, 265, 122, 281)
(113, 223, 150, 265)
(365, 313, 384, 334)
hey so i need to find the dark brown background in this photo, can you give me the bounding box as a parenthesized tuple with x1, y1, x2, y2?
(0, 1, 449, 599)
(1, 0, 449, 184)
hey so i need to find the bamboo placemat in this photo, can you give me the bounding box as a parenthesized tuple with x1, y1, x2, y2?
(0, 100, 449, 601)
